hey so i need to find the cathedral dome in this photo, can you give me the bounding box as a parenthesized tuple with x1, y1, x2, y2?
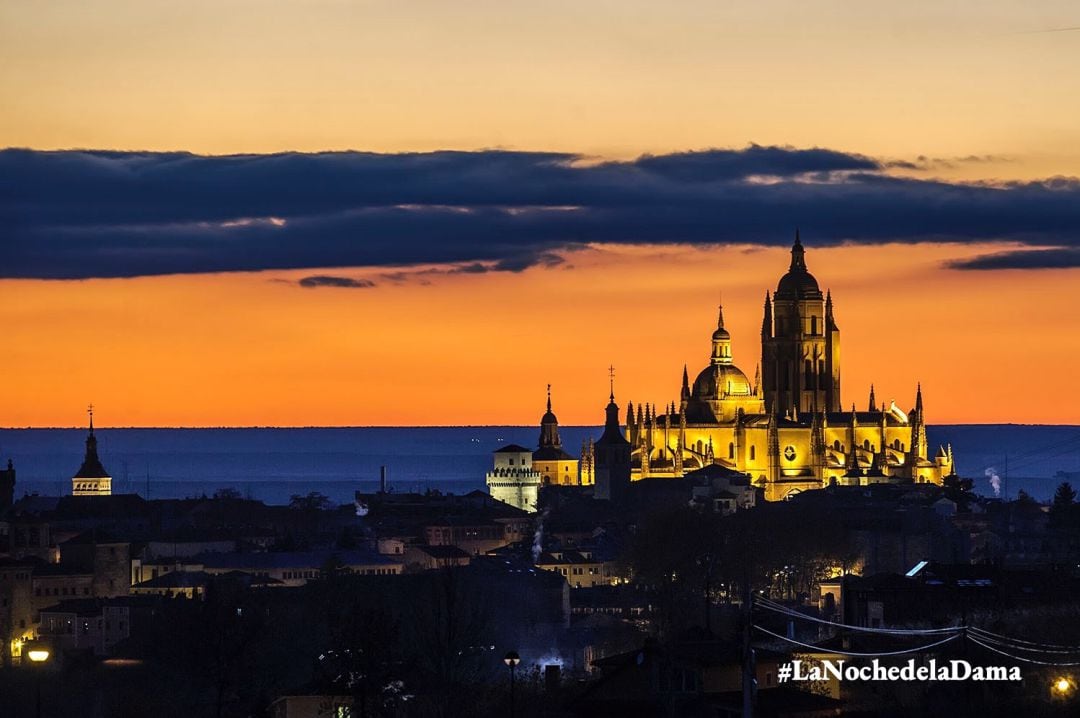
(693, 364, 752, 399)
(774, 232, 823, 300)
(775, 269, 822, 299)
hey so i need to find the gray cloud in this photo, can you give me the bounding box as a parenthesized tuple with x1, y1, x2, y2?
(947, 247, 1080, 270)
(2, 145, 1079, 279)
(298, 275, 376, 289)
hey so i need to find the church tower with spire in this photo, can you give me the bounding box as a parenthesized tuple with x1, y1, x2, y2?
(72, 405, 112, 496)
(594, 369, 632, 502)
(762, 231, 841, 415)
(532, 385, 580, 485)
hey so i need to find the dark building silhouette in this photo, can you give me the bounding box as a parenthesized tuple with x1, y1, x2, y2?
(0, 459, 14, 511)
(593, 388, 631, 503)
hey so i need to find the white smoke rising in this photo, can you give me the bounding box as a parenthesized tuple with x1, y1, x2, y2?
(532, 508, 549, 562)
(536, 652, 564, 667)
(984, 467, 1001, 497)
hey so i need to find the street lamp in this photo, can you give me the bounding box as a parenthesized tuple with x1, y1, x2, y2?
(503, 650, 521, 718)
(27, 648, 50, 663)
(27, 645, 50, 718)
(1052, 676, 1074, 699)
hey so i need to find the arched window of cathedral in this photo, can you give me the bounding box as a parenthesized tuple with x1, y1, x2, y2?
(728, 442, 735, 459)
(696, 440, 703, 454)
(818, 360, 825, 384)
(750, 446, 756, 460)
(804, 360, 813, 386)
(811, 316, 818, 335)
(834, 440, 842, 452)
(863, 439, 871, 451)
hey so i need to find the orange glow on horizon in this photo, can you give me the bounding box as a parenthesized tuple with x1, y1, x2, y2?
(3, 242, 1078, 427)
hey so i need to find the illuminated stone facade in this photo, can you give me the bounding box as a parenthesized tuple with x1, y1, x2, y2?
(627, 235, 956, 501)
(532, 387, 581, 486)
(486, 444, 542, 512)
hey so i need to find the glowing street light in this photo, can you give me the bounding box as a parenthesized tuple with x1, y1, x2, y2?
(27, 648, 50, 663)
(26, 644, 51, 718)
(1052, 676, 1074, 698)
(504, 650, 521, 718)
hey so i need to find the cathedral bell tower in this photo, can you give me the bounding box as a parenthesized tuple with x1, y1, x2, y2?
(72, 405, 112, 497)
(761, 232, 841, 415)
(594, 370, 631, 503)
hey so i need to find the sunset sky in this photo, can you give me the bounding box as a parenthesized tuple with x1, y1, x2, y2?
(2, 1, 1079, 426)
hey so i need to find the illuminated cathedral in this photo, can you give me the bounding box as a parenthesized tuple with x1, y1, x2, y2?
(624, 234, 956, 501)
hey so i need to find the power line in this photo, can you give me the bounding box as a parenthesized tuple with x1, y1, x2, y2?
(754, 596, 960, 636)
(968, 634, 1080, 666)
(753, 624, 961, 657)
(969, 627, 1080, 654)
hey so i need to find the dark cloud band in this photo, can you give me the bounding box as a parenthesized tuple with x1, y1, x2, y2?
(1, 145, 1078, 279)
(298, 275, 376, 289)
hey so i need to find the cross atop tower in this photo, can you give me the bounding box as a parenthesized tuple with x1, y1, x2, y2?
(608, 365, 616, 400)
(87, 403, 95, 433)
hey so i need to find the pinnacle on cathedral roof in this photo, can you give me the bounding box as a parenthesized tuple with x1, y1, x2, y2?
(712, 303, 730, 340)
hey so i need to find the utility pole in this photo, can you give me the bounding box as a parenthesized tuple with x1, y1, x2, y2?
(742, 564, 754, 718)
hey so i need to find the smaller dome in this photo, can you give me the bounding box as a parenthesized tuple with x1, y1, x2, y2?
(712, 325, 730, 341)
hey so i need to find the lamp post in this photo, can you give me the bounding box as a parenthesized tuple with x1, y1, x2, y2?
(27, 646, 50, 718)
(503, 650, 521, 718)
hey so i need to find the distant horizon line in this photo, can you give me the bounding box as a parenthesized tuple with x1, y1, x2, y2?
(3, 422, 1078, 431)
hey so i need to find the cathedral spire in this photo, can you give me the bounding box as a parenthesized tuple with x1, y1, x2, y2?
(546, 384, 552, 413)
(868, 384, 876, 412)
(790, 229, 807, 271)
(906, 384, 928, 473)
(845, 403, 861, 476)
(761, 291, 773, 338)
(681, 364, 690, 403)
